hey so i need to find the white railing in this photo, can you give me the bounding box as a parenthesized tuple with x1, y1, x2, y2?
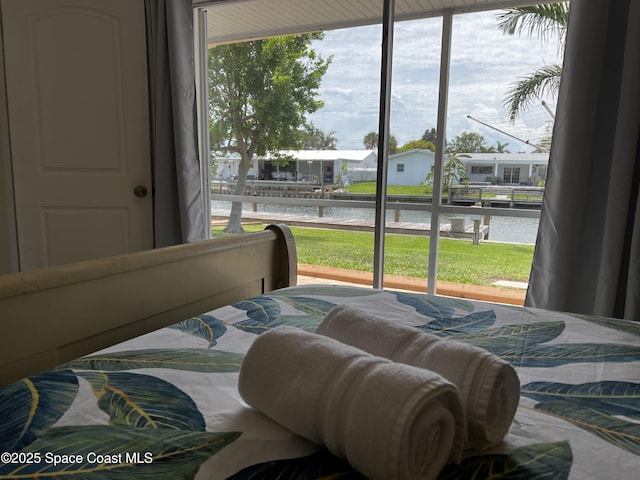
(210, 192, 541, 220)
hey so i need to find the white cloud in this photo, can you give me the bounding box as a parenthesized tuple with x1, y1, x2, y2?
(308, 10, 563, 150)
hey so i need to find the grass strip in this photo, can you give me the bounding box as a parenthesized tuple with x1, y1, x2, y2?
(212, 224, 534, 286)
(344, 182, 430, 195)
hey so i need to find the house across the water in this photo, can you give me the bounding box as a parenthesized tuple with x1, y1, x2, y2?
(213, 150, 549, 187)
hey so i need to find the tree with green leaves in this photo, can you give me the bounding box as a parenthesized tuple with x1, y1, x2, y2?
(298, 123, 338, 150)
(421, 128, 438, 145)
(363, 132, 378, 149)
(398, 139, 436, 153)
(209, 34, 331, 233)
(498, 3, 569, 121)
(532, 137, 552, 153)
(494, 141, 510, 153)
(362, 131, 398, 154)
(447, 131, 490, 154)
(425, 154, 469, 193)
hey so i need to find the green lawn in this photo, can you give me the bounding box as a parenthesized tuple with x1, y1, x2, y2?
(345, 182, 432, 195)
(343, 182, 543, 203)
(212, 224, 534, 285)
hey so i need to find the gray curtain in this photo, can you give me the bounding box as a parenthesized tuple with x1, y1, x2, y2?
(145, 0, 206, 246)
(526, 0, 640, 319)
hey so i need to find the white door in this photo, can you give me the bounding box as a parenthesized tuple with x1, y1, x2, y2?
(2, 0, 153, 270)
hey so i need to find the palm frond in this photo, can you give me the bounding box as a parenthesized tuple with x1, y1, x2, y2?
(504, 64, 562, 121)
(497, 3, 569, 46)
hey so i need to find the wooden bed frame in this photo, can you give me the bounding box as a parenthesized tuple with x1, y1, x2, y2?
(0, 224, 297, 386)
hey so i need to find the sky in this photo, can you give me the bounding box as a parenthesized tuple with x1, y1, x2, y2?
(307, 10, 564, 152)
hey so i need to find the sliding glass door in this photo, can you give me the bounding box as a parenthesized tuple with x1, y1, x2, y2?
(196, 0, 565, 300)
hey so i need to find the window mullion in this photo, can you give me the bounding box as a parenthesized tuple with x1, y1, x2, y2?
(428, 12, 453, 295)
(195, 8, 211, 239)
(372, 0, 396, 289)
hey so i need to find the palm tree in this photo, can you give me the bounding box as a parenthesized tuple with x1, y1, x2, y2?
(363, 131, 378, 149)
(300, 123, 338, 150)
(363, 131, 398, 154)
(495, 141, 510, 153)
(317, 130, 338, 150)
(498, 3, 569, 121)
(425, 154, 469, 193)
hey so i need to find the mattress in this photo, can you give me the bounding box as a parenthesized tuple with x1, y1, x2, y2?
(1, 284, 639, 479)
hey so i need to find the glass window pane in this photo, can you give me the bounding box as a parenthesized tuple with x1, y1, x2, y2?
(208, 19, 383, 288)
(439, 8, 564, 300)
(383, 14, 443, 289)
(202, 1, 565, 302)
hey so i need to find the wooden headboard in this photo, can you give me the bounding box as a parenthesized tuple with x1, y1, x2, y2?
(0, 224, 297, 386)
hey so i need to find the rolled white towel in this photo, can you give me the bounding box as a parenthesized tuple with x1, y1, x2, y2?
(316, 304, 520, 450)
(238, 326, 465, 480)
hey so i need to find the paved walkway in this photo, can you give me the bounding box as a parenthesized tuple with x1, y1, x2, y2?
(296, 264, 526, 306)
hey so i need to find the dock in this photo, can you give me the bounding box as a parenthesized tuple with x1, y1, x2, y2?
(211, 209, 489, 240)
(448, 185, 544, 208)
(213, 182, 544, 210)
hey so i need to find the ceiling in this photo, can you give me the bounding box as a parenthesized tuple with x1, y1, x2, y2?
(194, 0, 552, 47)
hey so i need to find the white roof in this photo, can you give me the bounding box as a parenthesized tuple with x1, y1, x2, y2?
(213, 150, 377, 163)
(389, 149, 435, 160)
(463, 153, 549, 164)
(276, 150, 377, 163)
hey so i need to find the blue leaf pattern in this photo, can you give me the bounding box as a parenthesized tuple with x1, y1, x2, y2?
(438, 442, 572, 479)
(393, 292, 457, 320)
(2, 287, 640, 479)
(79, 372, 206, 431)
(0, 370, 78, 452)
(169, 315, 227, 348)
(418, 309, 497, 335)
(232, 294, 336, 334)
(522, 381, 640, 419)
(233, 297, 282, 323)
(227, 449, 363, 479)
(507, 343, 640, 367)
(533, 402, 640, 456)
(277, 296, 337, 317)
(60, 348, 244, 373)
(0, 426, 240, 479)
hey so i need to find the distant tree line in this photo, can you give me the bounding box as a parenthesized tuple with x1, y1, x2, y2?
(362, 128, 510, 155)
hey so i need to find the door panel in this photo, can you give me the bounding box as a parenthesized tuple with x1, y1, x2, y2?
(2, 0, 153, 270)
(43, 207, 130, 266)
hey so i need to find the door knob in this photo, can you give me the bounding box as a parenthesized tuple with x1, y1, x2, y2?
(133, 185, 148, 197)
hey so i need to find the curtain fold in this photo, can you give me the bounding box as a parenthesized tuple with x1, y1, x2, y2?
(525, 0, 640, 319)
(145, 0, 206, 246)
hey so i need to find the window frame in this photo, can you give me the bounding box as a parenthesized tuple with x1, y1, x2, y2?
(197, 0, 547, 293)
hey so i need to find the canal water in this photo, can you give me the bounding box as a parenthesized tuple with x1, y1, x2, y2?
(212, 201, 540, 245)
